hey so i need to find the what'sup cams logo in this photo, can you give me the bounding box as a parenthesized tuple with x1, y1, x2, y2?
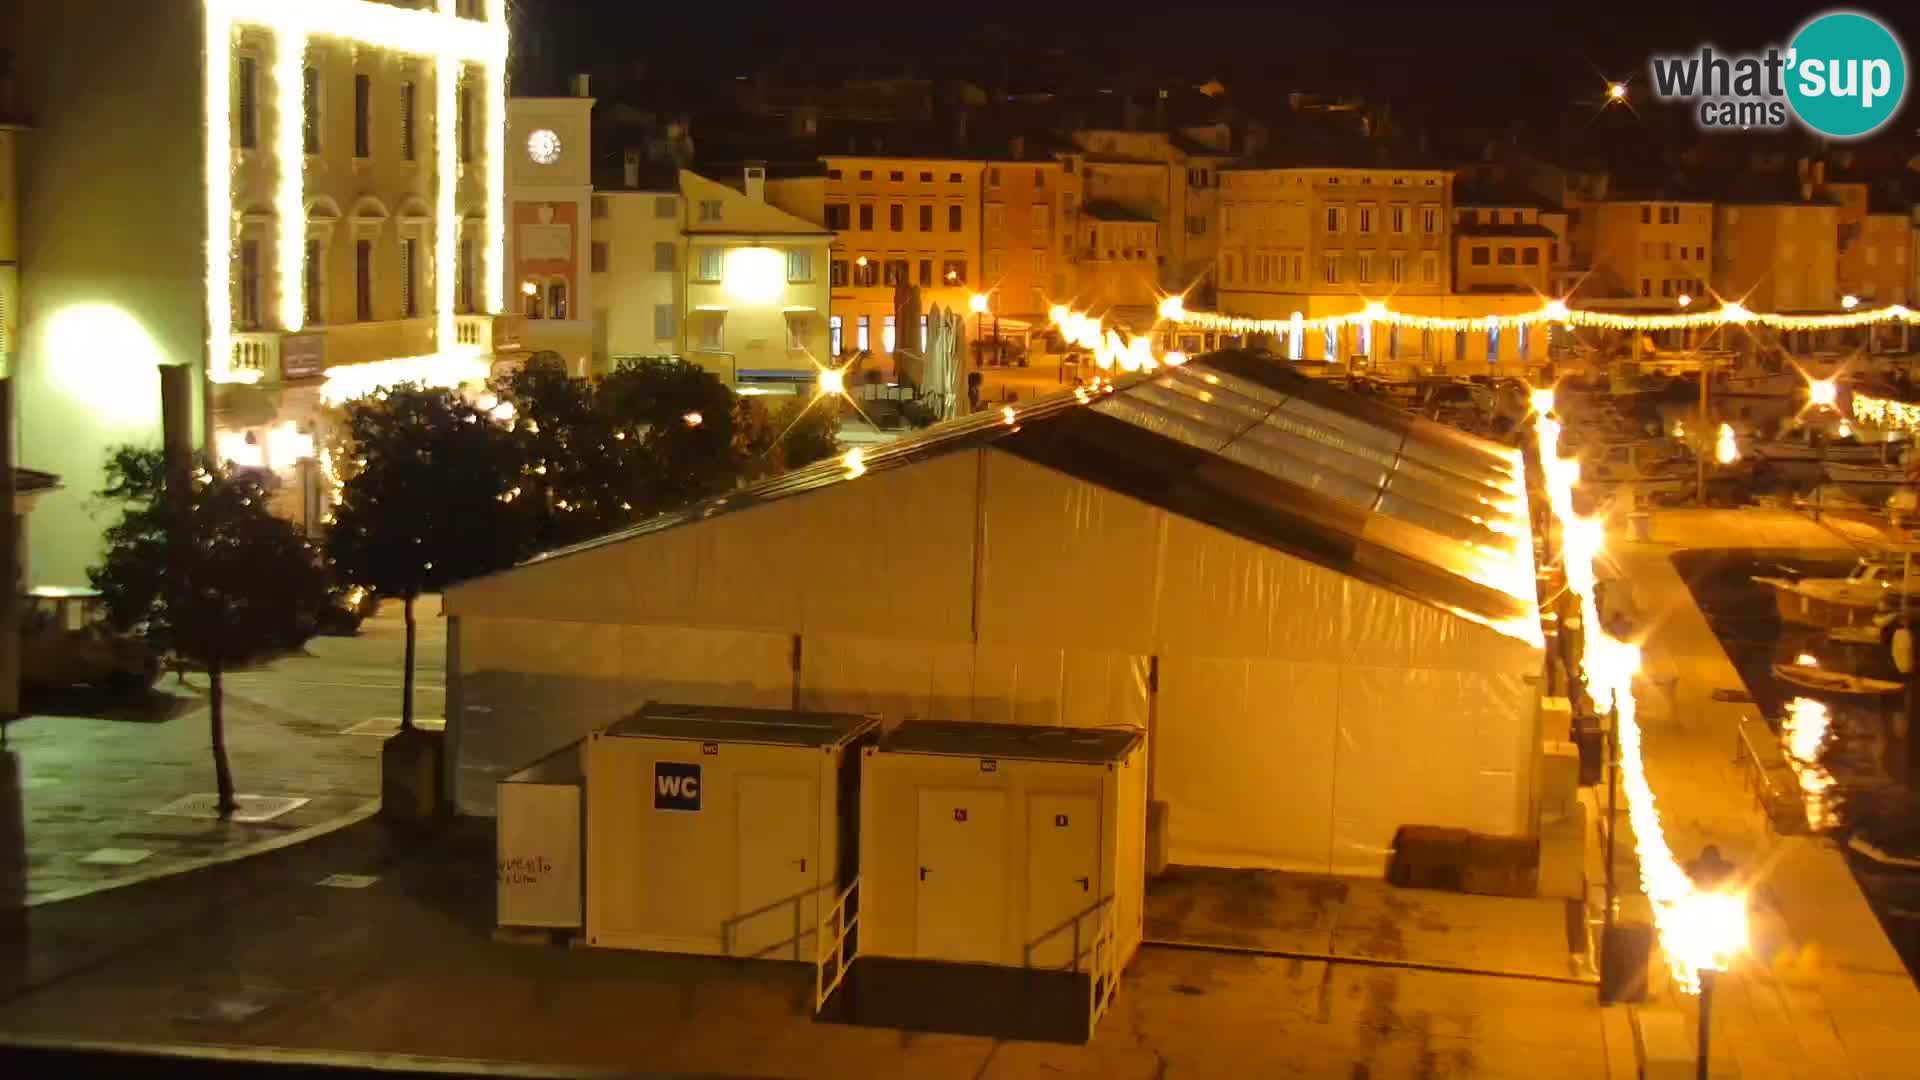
(1648, 10, 1907, 138)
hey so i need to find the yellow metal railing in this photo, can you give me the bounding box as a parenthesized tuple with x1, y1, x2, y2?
(1086, 902, 1120, 1039)
(813, 877, 860, 1014)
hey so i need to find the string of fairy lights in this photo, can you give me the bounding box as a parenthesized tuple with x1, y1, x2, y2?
(1166, 297, 1920, 336)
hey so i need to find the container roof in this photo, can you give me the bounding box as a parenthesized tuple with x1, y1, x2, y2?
(604, 703, 878, 749)
(877, 721, 1141, 764)
(511, 351, 1538, 641)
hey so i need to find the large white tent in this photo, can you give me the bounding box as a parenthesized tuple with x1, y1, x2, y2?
(444, 353, 1544, 876)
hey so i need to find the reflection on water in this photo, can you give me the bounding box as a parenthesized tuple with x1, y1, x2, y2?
(1674, 548, 1920, 979)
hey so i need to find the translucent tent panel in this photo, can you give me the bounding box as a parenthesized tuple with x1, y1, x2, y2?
(1088, 364, 1533, 618)
(451, 617, 795, 815)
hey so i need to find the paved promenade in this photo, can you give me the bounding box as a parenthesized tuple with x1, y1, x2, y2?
(1612, 508, 1920, 1079)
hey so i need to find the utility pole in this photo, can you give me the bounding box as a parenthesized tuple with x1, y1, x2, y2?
(1697, 968, 1718, 1080)
(1696, 326, 1709, 505)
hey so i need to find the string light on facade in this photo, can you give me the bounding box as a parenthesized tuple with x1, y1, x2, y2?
(1533, 398, 1748, 993)
(203, 0, 509, 384)
(317, 350, 491, 406)
(1163, 298, 1920, 339)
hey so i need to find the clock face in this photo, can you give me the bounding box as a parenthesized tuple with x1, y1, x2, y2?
(527, 128, 562, 166)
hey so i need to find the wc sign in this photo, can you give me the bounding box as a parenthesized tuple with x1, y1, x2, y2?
(653, 762, 702, 811)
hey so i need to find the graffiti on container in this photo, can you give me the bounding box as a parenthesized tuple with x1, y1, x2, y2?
(497, 855, 554, 885)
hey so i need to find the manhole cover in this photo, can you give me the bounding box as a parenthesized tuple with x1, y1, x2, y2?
(317, 873, 379, 889)
(341, 716, 445, 736)
(1711, 688, 1754, 703)
(79, 847, 152, 866)
(150, 794, 309, 823)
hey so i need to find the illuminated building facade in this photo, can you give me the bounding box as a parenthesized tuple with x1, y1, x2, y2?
(678, 167, 833, 386)
(1712, 199, 1837, 315)
(4, 0, 507, 583)
(769, 156, 985, 376)
(1588, 198, 1713, 306)
(1450, 189, 1555, 297)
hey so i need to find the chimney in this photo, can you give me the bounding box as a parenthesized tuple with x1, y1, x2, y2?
(954, 109, 969, 148)
(1153, 88, 1167, 132)
(1796, 157, 1810, 181)
(623, 148, 641, 189)
(1812, 160, 1826, 187)
(1008, 135, 1025, 160)
(571, 73, 591, 98)
(743, 162, 766, 203)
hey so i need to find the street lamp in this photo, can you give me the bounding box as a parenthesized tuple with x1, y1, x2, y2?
(1843, 294, 1860, 310)
(1677, 293, 1692, 308)
(969, 292, 995, 368)
(1607, 82, 1629, 102)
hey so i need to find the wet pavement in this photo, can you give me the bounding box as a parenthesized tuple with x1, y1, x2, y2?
(0, 600, 445, 907)
(0, 818, 1626, 1079)
(1145, 866, 1588, 982)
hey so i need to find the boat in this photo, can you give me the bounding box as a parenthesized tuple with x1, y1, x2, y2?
(1823, 461, 1910, 485)
(1770, 663, 1904, 696)
(1577, 440, 1694, 499)
(1753, 557, 1920, 628)
(1750, 439, 1890, 464)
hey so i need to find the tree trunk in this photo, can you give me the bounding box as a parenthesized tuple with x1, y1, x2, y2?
(210, 661, 236, 815)
(401, 594, 416, 732)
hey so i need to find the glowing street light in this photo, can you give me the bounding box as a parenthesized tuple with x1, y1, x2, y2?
(854, 255, 869, 267)
(968, 293, 990, 315)
(1715, 423, 1738, 464)
(816, 365, 847, 397)
(1677, 293, 1692, 308)
(1842, 294, 1860, 310)
(520, 280, 538, 297)
(1157, 294, 1186, 321)
(1807, 377, 1839, 408)
(1607, 82, 1629, 101)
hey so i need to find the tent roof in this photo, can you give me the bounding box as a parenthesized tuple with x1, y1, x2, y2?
(508, 351, 1537, 638)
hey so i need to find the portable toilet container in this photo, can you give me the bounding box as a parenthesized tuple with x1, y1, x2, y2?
(826, 721, 1146, 1043)
(584, 703, 877, 959)
(496, 741, 585, 935)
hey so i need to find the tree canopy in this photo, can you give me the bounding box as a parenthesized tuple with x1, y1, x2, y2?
(325, 384, 529, 601)
(91, 447, 332, 666)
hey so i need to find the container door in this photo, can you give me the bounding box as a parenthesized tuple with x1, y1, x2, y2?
(731, 774, 819, 959)
(914, 786, 1006, 964)
(1024, 793, 1100, 969)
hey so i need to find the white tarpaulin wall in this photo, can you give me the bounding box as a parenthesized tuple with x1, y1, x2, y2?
(446, 445, 1540, 873)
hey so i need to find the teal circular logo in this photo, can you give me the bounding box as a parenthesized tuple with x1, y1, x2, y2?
(1787, 12, 1907, 138)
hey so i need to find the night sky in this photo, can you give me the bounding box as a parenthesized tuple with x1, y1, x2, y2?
(511, 0, 1920, 150)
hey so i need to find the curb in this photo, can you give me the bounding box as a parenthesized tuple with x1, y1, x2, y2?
(0, 1033, 626, 1077)
(19, 798, 383, 909)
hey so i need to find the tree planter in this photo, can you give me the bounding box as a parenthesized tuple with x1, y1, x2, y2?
(381, 725, 444, 824)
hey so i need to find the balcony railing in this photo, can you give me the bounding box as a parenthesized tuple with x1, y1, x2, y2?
(230, 332, 282, 381)
(456, 312, 526, 353)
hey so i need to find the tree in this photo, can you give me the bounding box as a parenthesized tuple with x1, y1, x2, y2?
(734, 396, 843, 482)
(326, 385, 527, 732)
(597, 357, 741, 511)
(495, 364, 641, 549)
(771, 397, 842, 470)
(90, 447, 332, 814)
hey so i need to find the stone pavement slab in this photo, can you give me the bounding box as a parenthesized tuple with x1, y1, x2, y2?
(1145, 865, 1586, 981)
(0, 602, 444, 907)
(0, 819, 1625, 1078)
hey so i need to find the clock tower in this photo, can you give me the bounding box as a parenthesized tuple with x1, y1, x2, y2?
(505, 78, 595, 373)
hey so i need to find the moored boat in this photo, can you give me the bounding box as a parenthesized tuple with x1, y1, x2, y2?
(1823, 461, 1909, 485)
(1771, 663, 1903, 696)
